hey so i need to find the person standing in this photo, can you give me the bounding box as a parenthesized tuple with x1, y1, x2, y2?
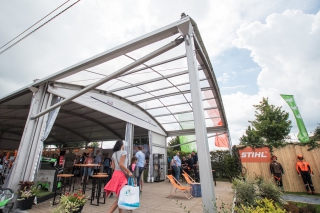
(192, 151, 199, 182)
(172, 152, 181, 181)
(186, 154, 194, 177)
(64, 149, 76, 174)
(140, 147, 145, 192)
(103, 153, 112, 180)
(170, 157, 176, 178)
(0, 151, 4, 170)
(104, 140, 133, 213)
(135, 146, 145, 194)
(79, 152, 86, 177)
(181, 157, 188, 172)
(128, 156, 140, 186)
(296, 154, 316, 195)
(82, 153, 94, 184)
(94, 150, 102, 174)
(270, 155, 284, 188)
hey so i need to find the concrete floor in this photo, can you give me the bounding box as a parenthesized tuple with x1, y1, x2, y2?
(26, 180, 234, 213)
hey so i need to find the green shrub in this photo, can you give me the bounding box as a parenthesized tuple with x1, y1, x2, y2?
(235, 198, 287, 213)
(232, 177, 256, 205)
(258, 179, 283, 204)
(232, 176, 283, 207)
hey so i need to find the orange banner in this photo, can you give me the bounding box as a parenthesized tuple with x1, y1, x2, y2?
(239, 147, 271, 163)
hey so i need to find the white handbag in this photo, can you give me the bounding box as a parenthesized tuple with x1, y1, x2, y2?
(118, 177, 140, 210)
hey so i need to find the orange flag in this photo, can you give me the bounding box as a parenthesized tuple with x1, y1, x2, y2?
(215, 133, 229, 148)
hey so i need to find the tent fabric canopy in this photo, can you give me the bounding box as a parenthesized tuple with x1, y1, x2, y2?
(0, 16, 230, 148)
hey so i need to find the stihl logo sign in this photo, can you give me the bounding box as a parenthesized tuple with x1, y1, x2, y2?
(241, 152, 267, 158)
(239, 147, 271, 163)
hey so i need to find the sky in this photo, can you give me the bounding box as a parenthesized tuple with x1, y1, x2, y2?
(0, 0, 319, 147)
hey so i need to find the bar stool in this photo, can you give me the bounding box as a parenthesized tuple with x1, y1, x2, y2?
(90, 174, 108, 206)
(53, 174, 74, 205)
(97, 173, 108, 184)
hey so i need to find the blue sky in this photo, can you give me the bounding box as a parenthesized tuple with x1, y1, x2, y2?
(213, 48, 261, 95)
(0, 0, 319, 146)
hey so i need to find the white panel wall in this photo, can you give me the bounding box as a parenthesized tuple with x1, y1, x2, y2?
(152, 146, 165, 155)
(151, 132, 167, 178)
(152, 132, 166, 146)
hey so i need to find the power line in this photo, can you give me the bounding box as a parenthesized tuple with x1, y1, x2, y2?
(0, 0, 71, 50)
(0, 0, 80, 55)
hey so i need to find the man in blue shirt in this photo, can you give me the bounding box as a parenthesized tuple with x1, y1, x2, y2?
(135, 146, 145, 193)
(93, 150, 102, 174)
(172, 152, 181, 181)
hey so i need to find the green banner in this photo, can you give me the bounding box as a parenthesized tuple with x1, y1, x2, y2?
(178, 113, 197, 152)
(280, 94, 309, 143)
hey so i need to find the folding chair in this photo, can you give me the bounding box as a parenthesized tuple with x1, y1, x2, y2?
(182, 171, 196, 184)
(166, 175, 192, 200)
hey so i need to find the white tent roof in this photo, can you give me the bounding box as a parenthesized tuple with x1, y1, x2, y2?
(0, 15, 230, 147)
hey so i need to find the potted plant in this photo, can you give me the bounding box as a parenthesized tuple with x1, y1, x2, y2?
(52, 190, 87, 213)
(17, 181, 37, 210)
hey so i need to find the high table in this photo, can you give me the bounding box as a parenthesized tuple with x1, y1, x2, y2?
(52, 174, 75, 205)
(74, 164, 99, 194)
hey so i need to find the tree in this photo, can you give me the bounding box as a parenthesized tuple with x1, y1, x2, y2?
(210, 150, 240, 181)
(240, 97, 292, 146)
(88, 142, 100, 148)
(167, 137, 181, 151)
(310, 123, 320, 141)
(240, 126, 264, 147)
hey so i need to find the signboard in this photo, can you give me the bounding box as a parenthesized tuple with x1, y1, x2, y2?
(239, 147, 271, 163)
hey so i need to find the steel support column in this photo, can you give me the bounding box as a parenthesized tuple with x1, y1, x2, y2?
(124, 123, 134, 167)
(5, 85, 47, 199)
(185, 24, 216, 213)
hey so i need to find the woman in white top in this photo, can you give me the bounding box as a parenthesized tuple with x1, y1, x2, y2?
(104, 140, 133, 213)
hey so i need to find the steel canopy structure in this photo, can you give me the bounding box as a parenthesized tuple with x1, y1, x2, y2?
(0, 15, 230, 212)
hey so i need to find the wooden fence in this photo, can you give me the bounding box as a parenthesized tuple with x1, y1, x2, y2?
(241, 144, 320, 192)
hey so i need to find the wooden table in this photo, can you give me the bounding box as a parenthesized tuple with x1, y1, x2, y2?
(74, 164, 99, 194)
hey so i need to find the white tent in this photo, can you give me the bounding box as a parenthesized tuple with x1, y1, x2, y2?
(0, 15, 230, 212)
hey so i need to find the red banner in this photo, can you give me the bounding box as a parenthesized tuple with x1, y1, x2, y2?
(239, 147, 271, 163)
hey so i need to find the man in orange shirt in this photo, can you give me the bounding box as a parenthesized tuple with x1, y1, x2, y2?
(296, 154, 316, 195)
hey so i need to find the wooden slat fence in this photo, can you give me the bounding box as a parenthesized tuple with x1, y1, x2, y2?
(241, 144, 320, 192)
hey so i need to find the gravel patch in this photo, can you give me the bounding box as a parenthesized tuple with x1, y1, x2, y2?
(282, 194, 320, 205)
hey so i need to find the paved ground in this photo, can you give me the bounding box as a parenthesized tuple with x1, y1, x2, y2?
(26, 180, 234, 213)
(282, 194, 320, 205)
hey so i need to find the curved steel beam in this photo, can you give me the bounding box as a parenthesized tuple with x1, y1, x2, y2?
(0, 129, 64, 144)
(0, 105, 30, 109)
(59, 109, 122, 139)
(0, 116, 27, 120)
(54, 123, 90, 142)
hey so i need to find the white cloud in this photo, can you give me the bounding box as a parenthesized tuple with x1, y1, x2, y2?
(226, 9, 320, 144)
(0, 1, 319, 148)
(217, 73, 230, 83)
(221, 85, 247, 90)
